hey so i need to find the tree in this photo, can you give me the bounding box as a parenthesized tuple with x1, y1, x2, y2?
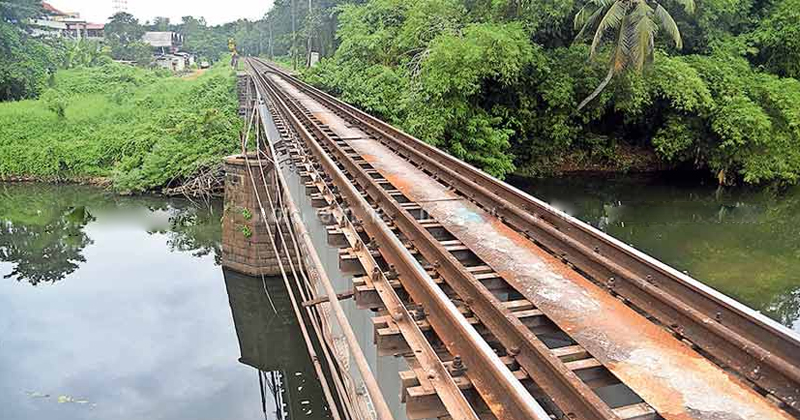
(152, 16, 170, 31)
(750, 0, 800, 78)
(573, 0, 695, 109)
(1, 0, 41, 24)
(0, 0, 59, 100)
(106, 12, 145, 45)
(105, 12, 149, 63)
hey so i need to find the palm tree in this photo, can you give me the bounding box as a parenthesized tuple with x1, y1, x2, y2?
(574, 0, 695, 110)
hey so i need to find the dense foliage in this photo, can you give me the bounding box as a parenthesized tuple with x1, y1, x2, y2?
(1, 1, 118, 100)
(0, 61, 240, 192)
(289, 0, 800, 184)
(105, 12, 152, 65)
(1, 0, 56, 100)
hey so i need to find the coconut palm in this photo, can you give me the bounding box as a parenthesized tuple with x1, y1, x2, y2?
(574, 0, 695, 110)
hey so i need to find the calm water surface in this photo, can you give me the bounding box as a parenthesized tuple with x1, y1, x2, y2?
(0, 183, 327, 420)
(3, 174, 799, 418)
(510, 173, 800, 332)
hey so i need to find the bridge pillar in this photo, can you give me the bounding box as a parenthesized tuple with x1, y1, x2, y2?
(222, 154, 284, 277)
(236, 72, 255, 120)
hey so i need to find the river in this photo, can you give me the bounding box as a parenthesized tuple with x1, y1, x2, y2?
(510, 172, 800, 332)
(0, 183, 328, 420)
(1, 175, 798, 418)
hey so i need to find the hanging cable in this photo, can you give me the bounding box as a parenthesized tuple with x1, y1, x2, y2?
(251, 105, 356, 419)
(240, 106, 345, 420)
(241, 106, 278, 315)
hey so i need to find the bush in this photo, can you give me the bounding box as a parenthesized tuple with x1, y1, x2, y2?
(0, 61, 240, 191)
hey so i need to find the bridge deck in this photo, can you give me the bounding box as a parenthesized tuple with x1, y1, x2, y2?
(269, 72, 791, 420)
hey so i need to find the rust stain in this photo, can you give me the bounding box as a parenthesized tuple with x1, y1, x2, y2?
(279, 76, 793, 420)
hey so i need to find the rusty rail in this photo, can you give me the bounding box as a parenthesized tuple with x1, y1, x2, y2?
(251, 63, 620, 420)
(252, 90, 395, 420)
(246, 60, 486, 420)
(253, 57, 800, 411)
(249, 59, 554, 420)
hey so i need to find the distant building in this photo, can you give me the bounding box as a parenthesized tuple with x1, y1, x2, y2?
(30, 17, 67, 37)
(142, 31, 183, 54)
(154, 55, 186, 72)
(32, 2, 104, 40)
(63, 21, 104, 40)
(174, 52, 196, 67)
(41, 1, 79, 20)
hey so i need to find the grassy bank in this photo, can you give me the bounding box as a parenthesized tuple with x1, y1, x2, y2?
(0, 61, 240, 193)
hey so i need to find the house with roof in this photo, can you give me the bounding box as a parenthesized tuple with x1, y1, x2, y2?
(32, 2, 104, 40)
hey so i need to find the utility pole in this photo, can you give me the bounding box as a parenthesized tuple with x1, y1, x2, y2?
(268, 17, 274, 59)
(291, 0, 297, 70)
(306, 0, 312, 67)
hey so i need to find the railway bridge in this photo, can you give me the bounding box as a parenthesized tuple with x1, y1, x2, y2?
(219, 57, 800, 420)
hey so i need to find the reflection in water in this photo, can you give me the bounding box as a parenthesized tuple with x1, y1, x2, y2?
(0, 183, 222, 285)
(149, 203, 223, 264)
(0, 184, 97, 285)
(0, 182, 327, 420)
(223, 268, 331, 420)
(510, 173, 800, 331)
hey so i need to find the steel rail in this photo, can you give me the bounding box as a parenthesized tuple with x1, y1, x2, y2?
(249, 98, 363, 418)
(248, 61, 486, 420)
(250, 87, 396, 420)
(252, 62, 622, 420)
(255, 58, 800, 409)
(238, 107, 346, 420)
(253, 60, 554, 420)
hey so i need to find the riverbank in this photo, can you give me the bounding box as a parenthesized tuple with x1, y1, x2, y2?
(514, 143, 677, 177)
(0, 61, 240, 194)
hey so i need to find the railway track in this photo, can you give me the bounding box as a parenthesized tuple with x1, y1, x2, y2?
(244, 57, 800, 420)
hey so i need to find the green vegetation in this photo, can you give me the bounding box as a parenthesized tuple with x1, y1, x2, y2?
(0, 2, 143, 101)
(240, 224, 252, 238)
(253, 0, 800, 185)
(105, 12, 152, 65)
(1, 0, 58, 100)
(4, 0, 799, 188)
(0, 61, 240, 192)
(572, 0, 694, 109)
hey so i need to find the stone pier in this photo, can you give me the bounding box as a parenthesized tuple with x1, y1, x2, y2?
(221, 154, 284, 277)
(236, 72, 255, 120)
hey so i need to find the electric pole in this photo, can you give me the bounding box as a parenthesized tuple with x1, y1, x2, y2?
(268, 17, 274, 59)
(306, 0, 312, 67)
(291, 0, 297, 70)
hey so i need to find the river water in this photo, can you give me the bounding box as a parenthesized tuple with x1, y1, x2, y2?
(1, 174, 798, 419)
(510, 173, 800, 332)
(0, 183, 327, 420)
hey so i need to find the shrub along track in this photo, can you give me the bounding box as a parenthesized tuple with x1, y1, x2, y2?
(246, 57, 800, 420)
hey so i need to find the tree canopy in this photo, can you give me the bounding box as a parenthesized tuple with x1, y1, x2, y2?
(1, 0, 798, 185)
(293, 0, 800, 185)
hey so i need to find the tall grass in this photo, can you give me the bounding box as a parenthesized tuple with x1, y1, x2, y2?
(0, 61, 240, 192)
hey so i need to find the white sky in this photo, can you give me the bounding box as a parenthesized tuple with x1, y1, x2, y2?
(48, 0, 274, 25)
